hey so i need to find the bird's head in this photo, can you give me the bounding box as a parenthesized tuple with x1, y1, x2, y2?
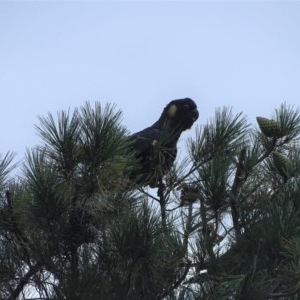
(161, 98, 199, 131)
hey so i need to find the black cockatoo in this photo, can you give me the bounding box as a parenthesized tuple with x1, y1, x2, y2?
(129, 98, 199, 187)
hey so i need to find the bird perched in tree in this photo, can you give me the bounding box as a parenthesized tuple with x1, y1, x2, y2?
(129, 98, 199, 188)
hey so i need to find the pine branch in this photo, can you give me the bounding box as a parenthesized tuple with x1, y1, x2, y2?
(157, 180, 167, 228)
(159, 259, 192, 299)
(182, 203, 193, 253)
(9, 263, 42, 300)
(5, 191, 33, 264)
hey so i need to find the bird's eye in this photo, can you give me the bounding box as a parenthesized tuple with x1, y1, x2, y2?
(183, 104, 189, 110)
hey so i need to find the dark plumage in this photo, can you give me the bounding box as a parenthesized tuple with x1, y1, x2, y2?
(129, 98, 199, 187)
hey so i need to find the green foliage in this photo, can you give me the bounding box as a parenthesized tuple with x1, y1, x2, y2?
(1, 102, 300, 300)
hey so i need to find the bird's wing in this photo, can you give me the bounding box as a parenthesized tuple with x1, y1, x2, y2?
(129, 126, 160, 157)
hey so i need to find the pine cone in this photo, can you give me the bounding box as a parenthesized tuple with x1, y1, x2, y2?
(272, 151, 292, 180)
(256, 116, 281, 138)
(179, 183, 199, 205)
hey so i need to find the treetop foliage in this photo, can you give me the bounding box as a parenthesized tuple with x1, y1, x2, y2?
(1, 102, 300, 300)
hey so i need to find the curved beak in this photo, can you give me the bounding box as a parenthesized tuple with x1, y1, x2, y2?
(191, 108, 199, 122)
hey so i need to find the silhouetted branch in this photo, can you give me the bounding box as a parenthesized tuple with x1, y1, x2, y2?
(10, 263, 42, 300)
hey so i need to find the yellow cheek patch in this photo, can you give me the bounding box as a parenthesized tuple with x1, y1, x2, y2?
(167, 104, 177, 117)
(152, 139, 158, 146)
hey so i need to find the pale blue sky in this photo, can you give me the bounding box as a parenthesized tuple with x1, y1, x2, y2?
(1, 1, 300, 161)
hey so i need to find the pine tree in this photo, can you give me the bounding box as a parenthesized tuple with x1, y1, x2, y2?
(0, 102, 300, 300)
